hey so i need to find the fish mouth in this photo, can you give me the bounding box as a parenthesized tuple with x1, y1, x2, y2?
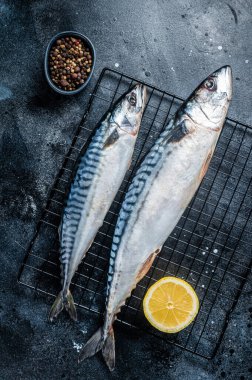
(213, 65, 233, 101)
(141, 84, 147, 107)
(134, 83, 147, 109)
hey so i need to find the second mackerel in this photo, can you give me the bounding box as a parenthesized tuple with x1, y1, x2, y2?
(49, 84, 147, 321)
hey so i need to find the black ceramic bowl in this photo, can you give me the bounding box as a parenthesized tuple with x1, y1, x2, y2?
(44, 31, 96, 95)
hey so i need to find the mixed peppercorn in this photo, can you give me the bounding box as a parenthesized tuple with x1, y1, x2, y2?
(49, 36, 93, 91)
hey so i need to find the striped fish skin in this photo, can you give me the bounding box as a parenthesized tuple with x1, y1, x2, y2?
(49, 83, 147, 322)
(79, 66, 232, 370)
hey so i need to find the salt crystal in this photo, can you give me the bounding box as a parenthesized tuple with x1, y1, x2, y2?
(213, 249, 218, 254)
(202, 284, 205, 288)
(245, 60, 249, 64)
(115, 62, 119, 68)
(218, 45, 223, 50)
(202, 251, 206, 255)
(73, 341, 83, 353)
(206, 247, 209, 250)
(171, 67, 175, 72)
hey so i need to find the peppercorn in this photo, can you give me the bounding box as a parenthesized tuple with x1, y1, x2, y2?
(49, 35, 93, 91)
(60, 79, 69, 87)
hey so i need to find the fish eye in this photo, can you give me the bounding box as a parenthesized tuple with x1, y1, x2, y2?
(128, 93, 136, 106)
(204, 78, 217, 91)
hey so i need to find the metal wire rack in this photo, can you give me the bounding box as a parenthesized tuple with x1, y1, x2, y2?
(18, 67, 252, 359)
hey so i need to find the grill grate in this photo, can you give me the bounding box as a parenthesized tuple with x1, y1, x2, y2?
(18, 68, 252, 359)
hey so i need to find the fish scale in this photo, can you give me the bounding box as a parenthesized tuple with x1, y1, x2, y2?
(106, 119, 174, 281)
(59, 125, 106, 275)
(49, 83, 147, 322)
(105, 121, 174, 304)
(61, 135, 106, 275)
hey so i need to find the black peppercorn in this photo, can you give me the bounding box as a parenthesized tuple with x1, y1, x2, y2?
(49, 36, 93, 91)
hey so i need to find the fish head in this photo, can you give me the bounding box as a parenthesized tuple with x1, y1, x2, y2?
(111, 84, 147, 136)
(184, 66, 232, 131)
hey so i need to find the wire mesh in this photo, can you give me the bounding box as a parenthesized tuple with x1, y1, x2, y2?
(18, 67, 252, 359)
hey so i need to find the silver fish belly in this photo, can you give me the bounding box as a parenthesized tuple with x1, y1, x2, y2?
(49, 83, 147, 321)
(79, 65, 232, 370)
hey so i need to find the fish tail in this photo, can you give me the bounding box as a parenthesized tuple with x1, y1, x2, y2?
(48, 289, 77, 322)
(78, 327, 115, 371)
(102, 328, 115, 371)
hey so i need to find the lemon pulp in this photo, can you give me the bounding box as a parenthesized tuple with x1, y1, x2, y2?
(143, 277, 199, 333)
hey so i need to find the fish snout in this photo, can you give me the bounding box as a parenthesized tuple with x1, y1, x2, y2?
(224, 65, 232, 101)
(215, 65, 233, 101)
(141, 84, 147, 108)
(134, 83, 147, 110)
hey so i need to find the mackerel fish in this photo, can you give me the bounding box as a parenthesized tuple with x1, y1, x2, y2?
(49, 84, 147, 321)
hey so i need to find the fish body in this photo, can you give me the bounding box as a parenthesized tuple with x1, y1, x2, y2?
(79, 66, 232, 370)
(49, 84, 147, 321)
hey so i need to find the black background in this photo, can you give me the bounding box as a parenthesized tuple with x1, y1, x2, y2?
(0, 1, 251, 379)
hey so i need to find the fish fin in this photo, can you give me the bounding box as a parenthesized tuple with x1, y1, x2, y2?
(78, 327, 103, 362)
(168, 120, 189, 144)
(136, 248, 161, 283)
(48, 290, 77, 322)
(102, 328, 115, 371)
(65, 290, 77, 321)
(58, 221, 62, 240)
(78, 327, 115, 371)
(103, 128, 119, 148)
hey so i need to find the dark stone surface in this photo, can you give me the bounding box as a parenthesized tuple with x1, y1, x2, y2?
(0, 0, 251, 379)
